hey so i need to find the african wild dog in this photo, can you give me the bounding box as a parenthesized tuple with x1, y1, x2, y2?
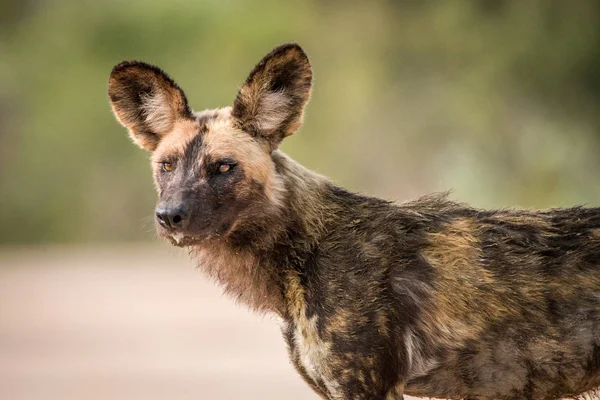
(108, 43, 600, 400)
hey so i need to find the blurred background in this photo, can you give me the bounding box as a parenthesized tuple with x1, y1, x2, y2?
(0, 0, 599, 399)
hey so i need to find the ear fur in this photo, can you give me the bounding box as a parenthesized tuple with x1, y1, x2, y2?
(108, 61, 192, 151)
(232, 43, 312, 149)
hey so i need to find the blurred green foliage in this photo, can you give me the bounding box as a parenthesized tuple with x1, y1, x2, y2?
(1, 0, 599, 244)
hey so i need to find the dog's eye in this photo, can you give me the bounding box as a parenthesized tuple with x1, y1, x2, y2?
(218, 164, 232, 174)
(161, 162, 173, 172)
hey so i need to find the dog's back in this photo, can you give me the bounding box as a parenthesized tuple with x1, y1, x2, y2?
(401, 198, 600, 398)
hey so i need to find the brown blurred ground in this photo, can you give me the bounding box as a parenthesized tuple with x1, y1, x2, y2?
(0, 245, 424, 400)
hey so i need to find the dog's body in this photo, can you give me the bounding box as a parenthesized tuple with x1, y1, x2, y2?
(109, 44, 600, 399)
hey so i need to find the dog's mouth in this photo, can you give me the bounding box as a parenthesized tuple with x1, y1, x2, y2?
(155, 220, 209, 247)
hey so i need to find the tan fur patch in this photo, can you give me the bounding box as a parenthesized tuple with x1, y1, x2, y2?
(327, 309, 352, 333)
(421, 219, 513, 348)
(376, 310, 390, 337)
(202, 109, 285, 207)
(151, 118, 200, 164)
(286, 274, 341, 399)
(490, 212, 554, 231)
(385, 382, 404, 400)
(294, 315, 340, 398)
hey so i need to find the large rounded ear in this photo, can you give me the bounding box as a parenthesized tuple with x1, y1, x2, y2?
(232, 43, 312, 150)
(108, 61, 192, 151)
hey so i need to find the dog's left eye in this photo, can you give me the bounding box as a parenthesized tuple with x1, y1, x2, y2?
(161, 162, 173, 172)
(218, 164, 232, 173)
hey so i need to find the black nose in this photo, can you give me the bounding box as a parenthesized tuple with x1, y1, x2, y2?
(155, 206, 188, 230)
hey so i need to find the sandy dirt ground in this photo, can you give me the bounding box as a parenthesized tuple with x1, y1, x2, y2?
(0, 244, 425, 400)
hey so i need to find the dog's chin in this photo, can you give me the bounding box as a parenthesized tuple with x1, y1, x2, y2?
(162, 232, 205, 248)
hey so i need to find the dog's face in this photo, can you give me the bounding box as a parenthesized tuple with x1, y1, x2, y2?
(108, 44, 312, 246)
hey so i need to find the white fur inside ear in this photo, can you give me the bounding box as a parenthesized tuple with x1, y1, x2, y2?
(141, 91, 173, 134)
(256, 91, 292, 133)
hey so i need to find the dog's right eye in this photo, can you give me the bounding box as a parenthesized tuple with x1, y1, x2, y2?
(161, 162, 173, 172)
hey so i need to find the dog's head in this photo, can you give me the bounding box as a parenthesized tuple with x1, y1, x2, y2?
(108, 44, 312, 246)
